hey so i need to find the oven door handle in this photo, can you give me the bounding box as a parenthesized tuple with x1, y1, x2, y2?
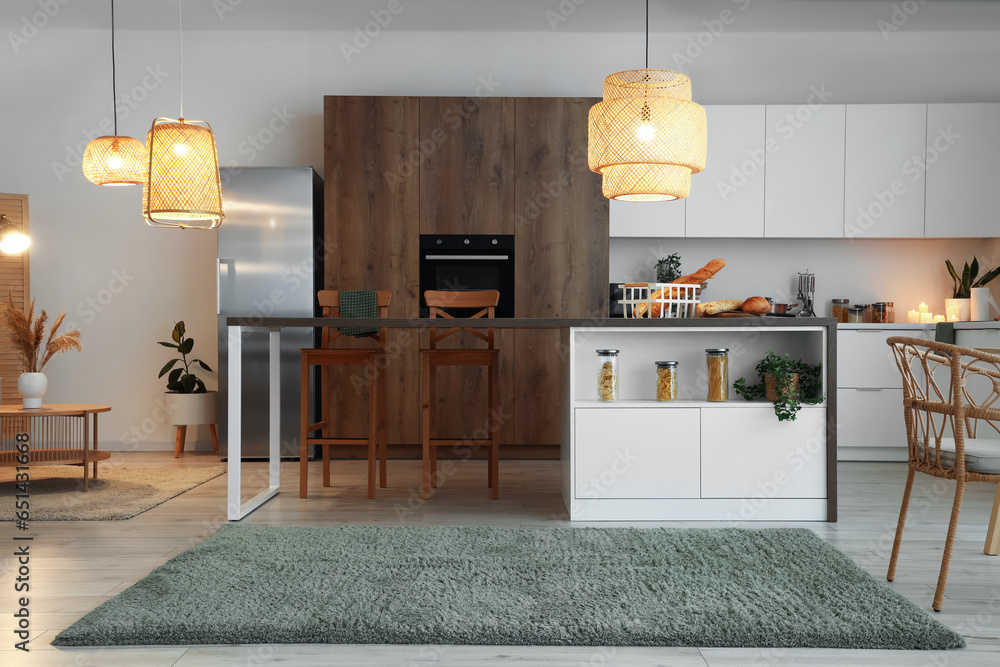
(423, 254, 509, 260)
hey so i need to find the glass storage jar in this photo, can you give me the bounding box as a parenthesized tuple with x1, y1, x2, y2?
(705, 349, 729, 402)
(655, 361, 678, 402)
(847, 306, 865, 323)
(596, 349, 619, 401)
(831, 298, 849, 323)
(874, 301, 895, 323)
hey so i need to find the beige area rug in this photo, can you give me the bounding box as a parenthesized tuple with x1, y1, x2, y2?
(0, 466, 226, 521)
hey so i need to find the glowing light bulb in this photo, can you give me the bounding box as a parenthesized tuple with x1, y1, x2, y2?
(106, 154, 125, 170)
(173, 142, 190, 157)
(637, 124, 656, 141)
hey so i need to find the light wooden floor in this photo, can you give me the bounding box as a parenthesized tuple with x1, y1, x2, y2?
(2, 454, 999, 666)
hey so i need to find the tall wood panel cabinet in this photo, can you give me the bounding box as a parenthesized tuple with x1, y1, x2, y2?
(324, 95, 609, 452)
(0, 193, 29, 406)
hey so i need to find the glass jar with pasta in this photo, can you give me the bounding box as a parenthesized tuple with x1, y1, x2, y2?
(596, 349, 619, 401)
(655, 361, 678, 401)
(705, 348, 729, 402)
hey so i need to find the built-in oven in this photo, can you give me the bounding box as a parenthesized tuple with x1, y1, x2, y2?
(419, 234, 515, 317)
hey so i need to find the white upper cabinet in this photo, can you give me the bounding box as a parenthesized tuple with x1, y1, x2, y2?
(844, 104, 927, 239)
(685, 105, 766, 238)
(925, 103, 1000, 238)
(609, 198, 685, 238)
(764, 103, 846, 238)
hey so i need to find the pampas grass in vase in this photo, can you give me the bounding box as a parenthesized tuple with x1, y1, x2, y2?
(0, 289, 82, 407)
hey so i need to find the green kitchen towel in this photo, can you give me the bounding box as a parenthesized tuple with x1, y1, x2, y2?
(934, 322, 955, 345)
(339, 290, 378, 338)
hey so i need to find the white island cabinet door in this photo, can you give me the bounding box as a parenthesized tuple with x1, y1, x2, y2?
(764, 103, 846, 238)
(701, 407, 826, 499)
(575, 408, 700, 499)
(925, 103, 1000, 237)
(844, 104, 927, 239)
(686, 105, 766, 238)
(609, 198, 685, 238)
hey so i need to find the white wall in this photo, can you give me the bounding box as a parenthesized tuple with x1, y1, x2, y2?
(2, 22, 1000, 449)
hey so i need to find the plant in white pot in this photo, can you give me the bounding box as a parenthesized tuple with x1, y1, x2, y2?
(945, 257, 1000, 322)
(158, 321, 219, 457)
(0, 290, 82, 408)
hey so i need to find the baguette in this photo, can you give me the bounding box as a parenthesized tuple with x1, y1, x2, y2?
(677, 258, 726, 285)
(696, 299, 744, 317)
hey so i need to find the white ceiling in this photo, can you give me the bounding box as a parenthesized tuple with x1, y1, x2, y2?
(5, 0, 1000, 33)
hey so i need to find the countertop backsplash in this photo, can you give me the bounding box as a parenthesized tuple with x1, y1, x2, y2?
(610, 236, 1000, 320)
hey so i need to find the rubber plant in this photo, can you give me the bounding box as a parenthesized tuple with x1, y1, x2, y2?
(158, 321, 213, 393)
(733, 351, 822, 422)
(946, 256, 1000, 299)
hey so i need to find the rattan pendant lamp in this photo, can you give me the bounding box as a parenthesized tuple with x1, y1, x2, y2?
(588, 0, 707, 201)
(81, 0, 145, 186)
(143, 0, 223, 229)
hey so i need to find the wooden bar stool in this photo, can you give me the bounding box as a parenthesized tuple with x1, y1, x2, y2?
(300, 290, 391, 499)
(421, 290, 500, 500)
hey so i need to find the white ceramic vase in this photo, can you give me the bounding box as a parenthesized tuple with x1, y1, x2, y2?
(945, 298, 971, 322)
(971, 287, 992, 321)
(18, 372, 48, 409)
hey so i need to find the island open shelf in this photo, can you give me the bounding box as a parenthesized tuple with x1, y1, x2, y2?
(561, 324, 836, 522)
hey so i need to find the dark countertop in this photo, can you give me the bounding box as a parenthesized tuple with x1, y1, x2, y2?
(226, 316, 838, 329)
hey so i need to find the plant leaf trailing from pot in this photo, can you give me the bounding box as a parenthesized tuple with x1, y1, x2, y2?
(654, 253, 682, 283)
(946, 256, 1000, 299)
(158, 321, 213, 393)
(0, 288, 81, 372)
(733, 351, 822, 422)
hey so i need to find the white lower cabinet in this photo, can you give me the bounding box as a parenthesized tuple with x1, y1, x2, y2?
(700, 407, 827, 499)
(574, 408, 700, 499)
(837, 388, 906, 450)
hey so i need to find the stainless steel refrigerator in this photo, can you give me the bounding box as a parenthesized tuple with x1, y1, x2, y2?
(217, 167, 322, 459)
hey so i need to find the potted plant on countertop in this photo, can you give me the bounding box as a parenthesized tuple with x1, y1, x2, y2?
(945, 256, 1000, 322)
(0, 289, 82, 408)
(158, 321, 219, 457)
(733, 351, 822, 422)
(654, 253, 682, 284)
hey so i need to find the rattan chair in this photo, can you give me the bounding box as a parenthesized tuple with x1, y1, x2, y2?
(886, 337, 1000, 611)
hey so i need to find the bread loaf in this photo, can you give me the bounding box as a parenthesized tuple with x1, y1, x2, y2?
(741, 296, 770, 314)
(677, 258, 726, 285)
(696, 299, 744, 317)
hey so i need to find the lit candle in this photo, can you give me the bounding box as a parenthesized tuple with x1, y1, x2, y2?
(946, 303, 961, 321)
(934, 314, 946, 323)
(948, 313, 959, 322)
(907, 309, 920, 323)
(921, 312, 934, 323)
(918, 303, 929, 314)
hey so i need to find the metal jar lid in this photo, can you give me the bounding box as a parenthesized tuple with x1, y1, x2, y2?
(596, 349, 619, 356)
(655, 360, 678, 368)
(875, 301, 894, 306)
(832, 299, 849, 304)
(705, 348, 729, 355)
(848, 306, 865, 312)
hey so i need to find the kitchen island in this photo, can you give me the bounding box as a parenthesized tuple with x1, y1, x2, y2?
(225, 316, 837, 521)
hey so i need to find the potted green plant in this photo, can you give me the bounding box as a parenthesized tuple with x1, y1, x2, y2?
(945, 257, 1000, 321)
(158, 321, 217, 453)
(733, 351, 822, 422)
(654, 253, 682, 283)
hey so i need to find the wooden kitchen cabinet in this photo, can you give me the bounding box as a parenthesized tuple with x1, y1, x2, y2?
(844, 104, 927, 239)
(685, 105, 766, 238)
(764, 104, 846, 238)
(925, 103, 1000, 237)
(609, 198, 685, 237)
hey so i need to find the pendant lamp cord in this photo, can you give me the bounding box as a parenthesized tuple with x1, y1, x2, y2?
(645, 0, 649, 69)
(178, 0, 184, 118)
(111, 0, 117, 134)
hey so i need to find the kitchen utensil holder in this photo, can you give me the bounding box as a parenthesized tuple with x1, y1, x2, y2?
(619, 282, 703, 318)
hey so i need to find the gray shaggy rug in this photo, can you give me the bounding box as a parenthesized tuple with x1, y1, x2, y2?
(53, 525, 964, 649)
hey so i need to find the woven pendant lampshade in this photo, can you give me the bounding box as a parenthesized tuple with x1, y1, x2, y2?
(142, 117, 224, 229)
(589, 69, 707, 201)
(82, 136, 145, 186)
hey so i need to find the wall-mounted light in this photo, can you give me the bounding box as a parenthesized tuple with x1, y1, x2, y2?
(0, 215, 30, 255)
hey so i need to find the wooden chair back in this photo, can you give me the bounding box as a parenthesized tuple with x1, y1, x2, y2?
(318, 290, 392, 348)
(888, 336, 1000, 482)
(424, 290, 500, 349)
